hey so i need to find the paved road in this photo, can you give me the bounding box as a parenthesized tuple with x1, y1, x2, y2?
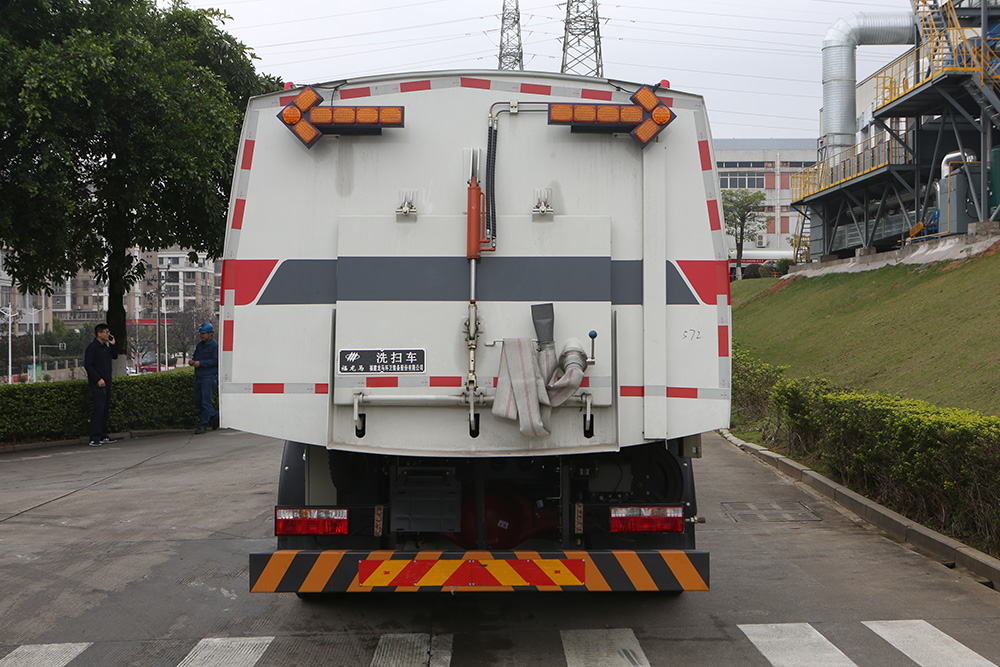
(1, 430, 999, 666)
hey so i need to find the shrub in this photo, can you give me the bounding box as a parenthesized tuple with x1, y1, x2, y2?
(731, 347, 1000, 555)
(731, 343, 785, 424)
(0, 369, 212, 444)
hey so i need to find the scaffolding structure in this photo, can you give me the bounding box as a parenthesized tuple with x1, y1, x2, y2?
(793, 0, 1000, 260)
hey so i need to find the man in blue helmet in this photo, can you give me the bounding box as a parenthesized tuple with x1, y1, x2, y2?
(188, 322, 219, 434)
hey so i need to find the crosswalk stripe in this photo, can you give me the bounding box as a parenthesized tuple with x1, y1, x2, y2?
(864, 620, 997, 667)
(176, 636, 274, 667)
(0, 643, 91, 667)
(739, 623, 857, 667)
(369, 633, 453, 667)
(561, 628, 650, 667)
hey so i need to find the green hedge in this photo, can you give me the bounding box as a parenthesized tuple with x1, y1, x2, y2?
(733, 344, 1000, 554)
(0, 369, 212, 444)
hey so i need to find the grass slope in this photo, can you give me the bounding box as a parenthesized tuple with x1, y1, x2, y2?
(731, 244, 1000, 417)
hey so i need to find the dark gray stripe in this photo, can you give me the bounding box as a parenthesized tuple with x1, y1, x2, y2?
(611, 260, 642, 305)
(337, 256, 469, 301)
(257, 259, 338, 305)
(254, 257, 650, 304)
(666, 261, 698, 305)
(477, 257, 611, 302)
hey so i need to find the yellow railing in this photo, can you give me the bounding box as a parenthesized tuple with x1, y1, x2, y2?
(796, 1, 1000, 201)
(792, 123, 913, 200)
(875, 0, 1000, 109)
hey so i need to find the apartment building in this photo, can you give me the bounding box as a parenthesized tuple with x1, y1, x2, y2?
(0, 247, 219, 335)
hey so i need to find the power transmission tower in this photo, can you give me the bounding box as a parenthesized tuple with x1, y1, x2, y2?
(560, 0, 603, 77)
(498, 0, 524, 70)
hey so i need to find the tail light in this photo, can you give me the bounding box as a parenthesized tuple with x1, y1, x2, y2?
(610, 505, 685, 533)
(275, 507, 349, 535)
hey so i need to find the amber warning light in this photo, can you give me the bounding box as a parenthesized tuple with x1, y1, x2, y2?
(278, 85, 404, 148)
(547, 84, 675, 148)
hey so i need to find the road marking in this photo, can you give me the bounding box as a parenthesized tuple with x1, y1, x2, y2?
(561, 628, 650, 667)
(176, 636, 274, 667)
(864, 620, 997, 667)
(739, 623, 857, 667)
(0, 643, 91, 667)
(369, 633, 453, 667)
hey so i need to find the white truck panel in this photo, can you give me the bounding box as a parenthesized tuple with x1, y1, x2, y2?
(221, 70, 730, 455)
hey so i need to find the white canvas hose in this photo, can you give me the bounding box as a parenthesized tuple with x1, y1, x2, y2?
(493, 338, 586, 436)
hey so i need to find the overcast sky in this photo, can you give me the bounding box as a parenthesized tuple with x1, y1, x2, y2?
(183, 0, 914, 139)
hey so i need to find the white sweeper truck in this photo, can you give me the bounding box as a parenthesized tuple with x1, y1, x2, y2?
(222, 70, 731, 593)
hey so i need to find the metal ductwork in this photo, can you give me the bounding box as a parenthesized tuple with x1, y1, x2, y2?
(822, 12, 915, 158)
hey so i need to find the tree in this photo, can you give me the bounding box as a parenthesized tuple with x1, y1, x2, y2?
(0, 0, 281, 370)
(721, 189, 768, 280)
(168, 304, 216, 363)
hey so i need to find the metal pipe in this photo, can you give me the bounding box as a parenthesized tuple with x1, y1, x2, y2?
(354, 393, 595, 408)
(822, 12, 914, 158)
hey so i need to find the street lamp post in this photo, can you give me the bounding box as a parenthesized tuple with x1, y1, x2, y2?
(23, 307, 41, 382)
(0, 306, 13, 385)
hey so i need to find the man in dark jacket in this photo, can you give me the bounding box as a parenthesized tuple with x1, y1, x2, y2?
(188, 321, 219, 434)
(84, 323, 118, 447)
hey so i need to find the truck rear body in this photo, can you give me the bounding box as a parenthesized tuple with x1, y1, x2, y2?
(224, 70, 730, 593)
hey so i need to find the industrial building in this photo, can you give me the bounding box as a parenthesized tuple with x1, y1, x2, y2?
(715, 138, 816, 268)
(794, 0, 1000, 261)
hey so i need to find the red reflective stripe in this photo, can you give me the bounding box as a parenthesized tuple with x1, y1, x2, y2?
(315, 383, 329, 394)
(677, 260, 730, 306)
(223, 320, 234, 352)
(707, 200, 721, 231)
(279, 95, 296, 105)
(220, 259, 278, 306)
(340, 87, 371, 99)
(520, 83, 551, 95)
(461, 77, 491, 89)
(580, 377, 590, 388)
(667, 387, 698, 398)
(506, 559, 555, 586)
(389, 560, 437, 586)
(581, 89, 613, 101)
(443, 560, 475, 586)
(241, 140, 255, 170)
(718, 325, 730, 357)
(401, 80, 432, 92)
(620, 386, 644, 397)
(657, 96, 673, 106)
(231, 199, 246, 230)
(253, 383, 284, 394)
(430, 376, 462, 387)
(698, 140, 711, 172)
(366, 377, 398, 388)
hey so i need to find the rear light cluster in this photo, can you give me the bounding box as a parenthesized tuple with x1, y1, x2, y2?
(610, 505, 685, 533)
(275, 508, 349, 536)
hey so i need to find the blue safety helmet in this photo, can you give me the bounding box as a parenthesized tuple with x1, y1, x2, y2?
(198, 322, 214, 334)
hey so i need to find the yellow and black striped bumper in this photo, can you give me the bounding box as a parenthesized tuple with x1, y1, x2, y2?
(249, 549, 708, 593)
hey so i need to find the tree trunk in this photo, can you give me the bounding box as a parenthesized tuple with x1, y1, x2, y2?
(107, 244, 129, 377)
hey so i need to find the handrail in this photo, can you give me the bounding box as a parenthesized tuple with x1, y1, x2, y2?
(797, 1, 1000, 201)
(792, 122, 912, 200)
(874, 0, 1000, 109)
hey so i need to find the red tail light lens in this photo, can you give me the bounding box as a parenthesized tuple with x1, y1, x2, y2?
(610, 505, 685, 533)
(275, 508, 349, 535)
